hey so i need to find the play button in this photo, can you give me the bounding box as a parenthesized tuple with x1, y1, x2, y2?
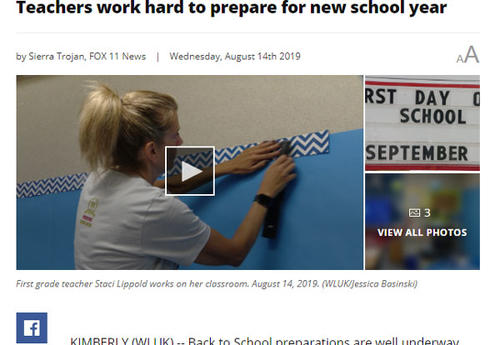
(164, 146, 215, 196)
(182, 161, 203, 182)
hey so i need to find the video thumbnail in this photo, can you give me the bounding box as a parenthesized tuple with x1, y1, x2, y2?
(17, 75, 363, 270)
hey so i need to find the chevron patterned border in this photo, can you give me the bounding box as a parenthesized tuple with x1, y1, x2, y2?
(217, 129, 330, 163)
(168, 150, 214, 176)
(166, 130, 330, 176)
(17, 130, 330, 199)
(17, 172, 89, 199)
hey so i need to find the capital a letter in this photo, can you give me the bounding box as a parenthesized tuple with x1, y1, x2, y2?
(464, 45, 479, 63)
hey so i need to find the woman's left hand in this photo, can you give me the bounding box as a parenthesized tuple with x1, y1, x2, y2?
(221, 141, 281, 175)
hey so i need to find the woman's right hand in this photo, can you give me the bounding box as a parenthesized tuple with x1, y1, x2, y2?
(257, 155, 296, 198)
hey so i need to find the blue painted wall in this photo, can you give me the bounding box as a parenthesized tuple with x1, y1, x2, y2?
(17, 190, 80, 269)
(17, 130, 364, 270)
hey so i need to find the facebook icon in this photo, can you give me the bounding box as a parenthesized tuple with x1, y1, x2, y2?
(24, 320, 40, 336)
(16, 313, 47, 343)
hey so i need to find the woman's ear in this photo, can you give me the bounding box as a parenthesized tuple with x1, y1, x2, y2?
(142, 141, 158, 162)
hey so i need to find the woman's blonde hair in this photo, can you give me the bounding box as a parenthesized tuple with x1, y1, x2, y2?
(79, 83, 178, 171)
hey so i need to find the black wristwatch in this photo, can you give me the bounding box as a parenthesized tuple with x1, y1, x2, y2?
(254, 194, 273, 208)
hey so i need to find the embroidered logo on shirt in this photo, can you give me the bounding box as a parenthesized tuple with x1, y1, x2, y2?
(80, 198, 98, 227)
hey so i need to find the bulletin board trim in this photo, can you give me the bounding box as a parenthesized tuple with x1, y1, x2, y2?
(17, 130, 330, 199)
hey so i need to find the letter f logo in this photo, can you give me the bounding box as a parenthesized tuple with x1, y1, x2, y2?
(17, 313, 47, 343)
(24, 320, 40, 336)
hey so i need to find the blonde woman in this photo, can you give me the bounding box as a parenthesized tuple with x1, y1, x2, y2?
(75, 84, 296, 269)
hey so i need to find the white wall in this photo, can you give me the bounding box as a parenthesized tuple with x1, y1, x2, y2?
(17, 75, 363, 182)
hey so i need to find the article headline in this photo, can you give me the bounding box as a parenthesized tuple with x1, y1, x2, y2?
(16, 0, 448, 18)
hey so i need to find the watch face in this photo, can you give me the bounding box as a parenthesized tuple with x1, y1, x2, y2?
(255, 194, 272, 208)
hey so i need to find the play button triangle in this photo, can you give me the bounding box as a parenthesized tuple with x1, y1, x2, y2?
(181, 161, 203, 182)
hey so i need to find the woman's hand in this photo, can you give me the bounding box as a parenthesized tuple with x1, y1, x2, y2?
(258, 155, 296, 198)
(220, 141, 281, 175)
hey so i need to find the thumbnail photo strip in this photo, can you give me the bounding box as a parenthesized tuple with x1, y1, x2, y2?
(364, 76, 479, 270)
